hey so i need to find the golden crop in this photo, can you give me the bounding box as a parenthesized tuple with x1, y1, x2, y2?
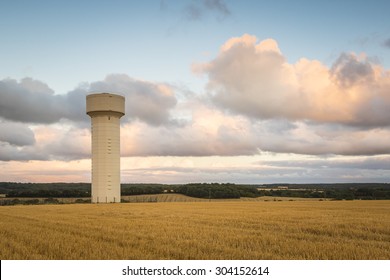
(0, 200, 389, 259)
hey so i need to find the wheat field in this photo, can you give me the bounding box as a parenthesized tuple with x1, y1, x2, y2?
(0, 200, 389, 260)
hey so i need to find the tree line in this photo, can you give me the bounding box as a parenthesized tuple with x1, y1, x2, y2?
(1, 182, 389, 201)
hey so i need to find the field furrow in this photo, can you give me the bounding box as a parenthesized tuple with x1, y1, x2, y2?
(0, 200, 389, 259)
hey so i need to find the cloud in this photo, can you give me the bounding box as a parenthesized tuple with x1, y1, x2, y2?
(184, 0, 230, 21)
(0, 78, 64, 124)
(0, 74, 179, 161)
(384, 38, 390, 48)
(33, 124, 90, 161)
(118, 92, 390, 157)
(255, 120, 390, 156)
(0, 74, 177, 126)
(204, 0, 230, 16)
(0, 144, 32, 161)
(1, 35, 390, 163)
(119, 154, 390, 184)
(197, 34, 390, 127)
(2, 78, 389, 161)
(0, 77, 88, 124)
(0, 122, 90, 162)
(185, 3, 203, 20)
(0, 160, 90, 182)
(253, 155, 390, 183)
(258, 155, 390, 171)
(0, 120, 35, 146)
(121, 102, 258, 156)
(89, 74, 177, 126)
(330, 52, 374, 87)
(0, 142, 47, 161)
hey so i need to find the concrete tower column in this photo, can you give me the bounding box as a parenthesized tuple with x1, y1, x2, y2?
(86, 93, 125, 203)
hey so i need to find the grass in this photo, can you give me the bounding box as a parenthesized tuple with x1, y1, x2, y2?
(0, 200, 389, 259)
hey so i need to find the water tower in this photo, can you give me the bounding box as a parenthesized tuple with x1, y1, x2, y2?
(86, 93, 125, 203)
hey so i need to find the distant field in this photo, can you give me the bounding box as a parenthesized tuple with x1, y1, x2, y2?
(0, 200, 389, 259)
(122, 193, 321, 203)
(0, 193, 321, 205)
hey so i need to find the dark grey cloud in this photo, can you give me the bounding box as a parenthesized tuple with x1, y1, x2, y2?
(383, 38, 390, 48)
(329, 53, 390, 128)
(252, 155, 390, 183)
(0, 78, 88, 124)
(122, 155, 390, 184)
(89, 74, 177, 126)
(184, 0, 230, 21)
(204, 0, 230, 16)
(123, 165, 301, 182)
(0, 78, 62, 123)
(0, 142, 47, 161)
(0, 121, 35, 146)
(330, 52, 374, 87)
(256, 120, 390, 156)
(257, 156, 390, 171)
(159, 0, 168, 10)
(61, 88, 90, 123)
(0, 75, 178, 127)
(185, 3, 203, 20)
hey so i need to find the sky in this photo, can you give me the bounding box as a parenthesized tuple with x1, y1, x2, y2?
(1, 0, 390, 184)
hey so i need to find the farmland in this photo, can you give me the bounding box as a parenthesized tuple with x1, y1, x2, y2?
(0, 200, 389, 260)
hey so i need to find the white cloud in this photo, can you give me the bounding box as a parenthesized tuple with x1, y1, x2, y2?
(197, 34, 390, 127)
(120, 101, 258, 156)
